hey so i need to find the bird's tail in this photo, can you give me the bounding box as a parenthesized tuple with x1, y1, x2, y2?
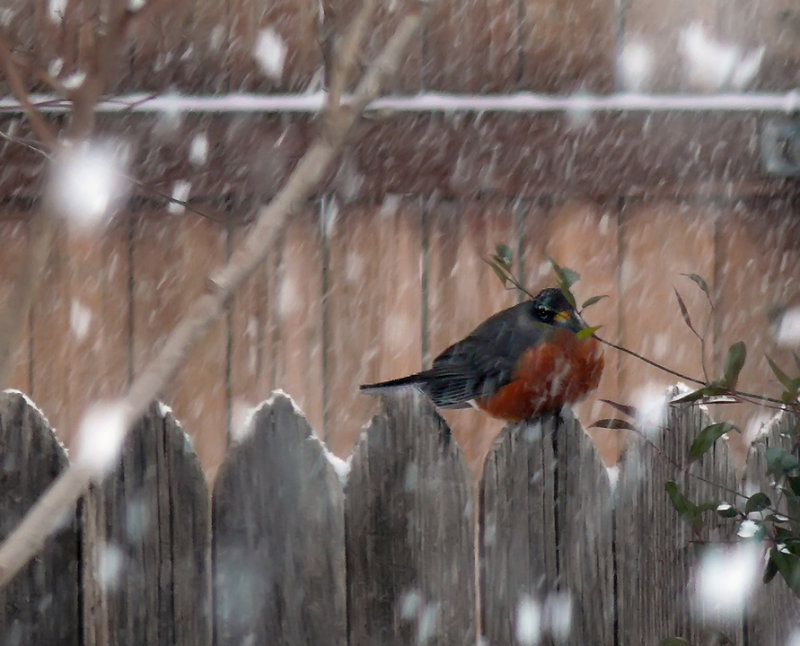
(359, 373, 426, 395)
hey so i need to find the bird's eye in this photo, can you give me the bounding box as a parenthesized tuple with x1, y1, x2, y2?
(535, 305, 552, 321)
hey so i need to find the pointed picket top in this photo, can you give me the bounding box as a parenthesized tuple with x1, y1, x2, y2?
(0, 390, 80, 646)
(212, 390, 346, 646)
(345, 389, 476, 645)
(481, 410, 614, 645)
(82, 400, 211, 646)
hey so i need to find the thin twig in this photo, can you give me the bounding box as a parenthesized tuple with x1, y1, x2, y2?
(327, 0, 376, 112)
(0, 4, 432, 592)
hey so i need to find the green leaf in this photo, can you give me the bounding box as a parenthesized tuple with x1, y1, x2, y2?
(682, 272, 711, 300)
(689, 422, 734, 461)
(599, 398, 638, 418)
(665, 481, 697, 519)
(660, 639, 693, 646)
(487, 260, 510, 287)
(581, 294, 608, 309)
(763, 552, 780, 584)
(770, 548, 800, 594)
(715, 503, 739, 518)
(590, 418, 639, 431)
(766, 355, 793, 390)
(670, 384, 729, 404)
(745, 492, 772, 514)
(674, 288, 699, 337)
(765, 446, 800, 477)
(722, 342, 746, 390)
(494, 243, 512, 268)
(576, 325, 602, 340)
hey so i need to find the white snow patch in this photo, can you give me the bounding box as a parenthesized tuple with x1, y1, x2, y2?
(157, 401, 173, 418)
(62, 71, 86, 90)
(679, 22, 763, 90)
(231, 399, 258, 443)
(277, 275, 300, 318)
(48, 58, 64, 79)
(516, 595, 541, 645)
(49, 0, 67, 23)
(400, 589, 421, 619)
(693, 541, 762, 622)
(253, 28, 287, 81)
(49, 140, 129, 231)
(168, 180, 191, 214)
(128, 0, 145, 10)
(96, 543, 125, 590)
(265, 388, 306, 417)
(189, 133, 209, 166)
(618, 41, 653, 91)
(737, 520, 759, 539)
(716, 502, 734, 514)
(543, 592, 572, 641)
(632, 384, 669, 438)
(321, 443, 351, 486)
(70, 300, 92, 340)
(775, 306, 800, 347)
(605, 465, 620, 492)
(74, 400, 130, 476)
(417, 602, 439, 644)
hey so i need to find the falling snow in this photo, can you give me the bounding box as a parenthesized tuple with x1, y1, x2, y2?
(48, 141, 129, 231)
(169, 180, 191, 214)
(189, 133, 209, 166)
(69, 301, 92, 341)
(253, 28, 287, 81)
(516, 596, 541, 645)
(679, 22, 764, 90)
(618, 41, 653, 91)
(693, 542, 762, 622)
(74, 400, 130, 476)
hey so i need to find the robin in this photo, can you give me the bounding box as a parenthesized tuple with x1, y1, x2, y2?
(360, 287, 604, 422)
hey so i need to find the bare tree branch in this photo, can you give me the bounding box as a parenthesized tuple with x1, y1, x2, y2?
(0, 3, 432, 591)
(326, 0, 375, 113)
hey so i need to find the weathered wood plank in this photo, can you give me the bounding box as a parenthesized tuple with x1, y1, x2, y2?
(743, 412, 800, 643)
(0, 218, 31, 391)
(425, 199, 516, 479)
(30, 219, 131, 448)
(615, 401, 743, 645)
(228, 0, 321, 92)
(324, 199, 422, 457)
(0, 391, 79, 646)
(425, 0, 518, 92)
(532, 199, 621, 465)
(212, 392, 346, 645)
(229, 208, 324, 439)
(715, 203, 800, 459)
(345, 390, 475, 645)
(481, 411, 614, 645)
(520, 0, 616, 92)
(132, 212, 228, 479)
(81, 401, 211, 646)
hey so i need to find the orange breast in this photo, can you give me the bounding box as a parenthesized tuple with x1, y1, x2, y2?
(476, 330, 604, 422)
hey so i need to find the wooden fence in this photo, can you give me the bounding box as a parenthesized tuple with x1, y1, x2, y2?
(2, 388, 799, 645)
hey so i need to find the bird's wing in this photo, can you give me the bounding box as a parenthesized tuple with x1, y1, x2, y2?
(422, 303, 548, 408)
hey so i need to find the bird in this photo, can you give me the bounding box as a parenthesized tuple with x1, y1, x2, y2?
(360, 287, 604, 422)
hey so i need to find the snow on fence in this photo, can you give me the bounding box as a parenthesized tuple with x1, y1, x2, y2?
(0, 388, 798, 645)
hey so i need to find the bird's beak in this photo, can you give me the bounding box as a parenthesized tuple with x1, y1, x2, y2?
(555, 309, 586, 333)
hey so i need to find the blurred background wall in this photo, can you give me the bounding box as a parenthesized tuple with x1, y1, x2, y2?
(1, 0, 799, 480)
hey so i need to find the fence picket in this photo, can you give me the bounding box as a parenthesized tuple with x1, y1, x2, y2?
(212, 392, 346, 646)
(81, 401, 211, 646)
(744, 412, 800, 643)
(345, 390, 475, 645)
(0, 390, 80, 646)
(615, 401, 744, 645)
(481, 411, 614, 645)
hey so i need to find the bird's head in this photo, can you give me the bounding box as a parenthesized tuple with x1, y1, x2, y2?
(530, 287, 587, 333)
